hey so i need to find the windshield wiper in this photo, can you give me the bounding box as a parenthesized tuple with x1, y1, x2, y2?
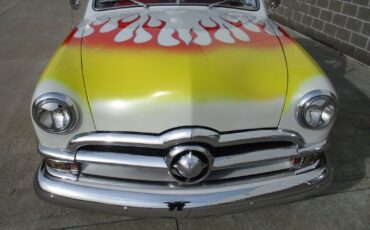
(208, 0, 250, 9)
(99, 0, 148, 8)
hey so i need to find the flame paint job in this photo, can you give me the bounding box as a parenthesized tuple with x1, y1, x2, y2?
(74, 10, 283, 47)
(78, 9, 290, 131)
(33, 6, 335, 146)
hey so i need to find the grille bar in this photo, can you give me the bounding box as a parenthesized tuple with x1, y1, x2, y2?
(76, 150, 166, 169)
(76, 147, 298, 171)
(76, 145, 298, 182)
(68, 128, 304, 152)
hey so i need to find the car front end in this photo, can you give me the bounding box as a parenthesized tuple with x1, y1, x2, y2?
(31, 0, 338, 217)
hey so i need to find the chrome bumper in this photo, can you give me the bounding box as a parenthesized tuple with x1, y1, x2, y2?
(34, 162, 331, 218)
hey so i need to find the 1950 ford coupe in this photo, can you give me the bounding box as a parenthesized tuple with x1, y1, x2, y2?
(31, 0, 338, 217)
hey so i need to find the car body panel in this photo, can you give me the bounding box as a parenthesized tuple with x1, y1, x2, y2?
(277, 32, 336, 145)
(32, 6, 334, 147)
(80, 8, 288, 132)
(32, 33, 95, 148)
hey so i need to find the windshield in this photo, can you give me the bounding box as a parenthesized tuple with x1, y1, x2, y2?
(94, 0, 259, 10)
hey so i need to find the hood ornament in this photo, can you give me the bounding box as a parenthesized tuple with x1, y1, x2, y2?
(166, 145, 214, 184)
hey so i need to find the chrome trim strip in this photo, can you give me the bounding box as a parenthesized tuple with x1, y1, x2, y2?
(76, 150, 167, 169)
(80, 163, 173, 182)
(218, 130, 303, 146)
(209, 159, 292, 181)
(45, 164, 78, 181)
(75, 169, 291, 190)
(295, 160, 320, 175)
(35, 164, 329, 212)
(75, 147, 297, 171)
(79, 158, 294, 182)
(38, 128, 325, 169)
(67, 128, 304, 152)
(38, 144, 75, 161)
(213, 147, 297, 169)
(298, 140, 328, 157)
(75, 147, 296, 182)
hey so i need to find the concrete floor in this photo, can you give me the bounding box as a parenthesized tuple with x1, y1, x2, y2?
(0, 0, 369, 229)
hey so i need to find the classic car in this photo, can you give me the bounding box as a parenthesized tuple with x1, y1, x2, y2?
(31, 0, 338, 217)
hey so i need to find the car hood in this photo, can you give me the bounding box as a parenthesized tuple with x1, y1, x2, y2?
(79, 8, 288, 133)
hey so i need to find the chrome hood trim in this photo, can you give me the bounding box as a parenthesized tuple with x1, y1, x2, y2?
(68, 128, 304, 152)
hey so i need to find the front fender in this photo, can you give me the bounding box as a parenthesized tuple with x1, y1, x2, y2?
(31, 29, 95, 149)
(277, 32, 337, 145)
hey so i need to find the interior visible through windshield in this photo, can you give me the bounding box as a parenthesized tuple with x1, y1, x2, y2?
(94, 0, 259, 10)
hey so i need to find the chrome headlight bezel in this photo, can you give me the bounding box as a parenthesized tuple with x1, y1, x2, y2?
(32, 92, 79, 134)
(296, 90, 338, 130)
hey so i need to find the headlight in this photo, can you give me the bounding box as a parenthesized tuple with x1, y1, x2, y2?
(32, 93, 78, 134)
(297, 91, 338, 129)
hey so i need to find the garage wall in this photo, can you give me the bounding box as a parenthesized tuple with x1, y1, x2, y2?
(271, 0, 370, 65)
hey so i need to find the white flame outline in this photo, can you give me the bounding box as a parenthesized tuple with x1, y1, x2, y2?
(75, 10, 282, 46)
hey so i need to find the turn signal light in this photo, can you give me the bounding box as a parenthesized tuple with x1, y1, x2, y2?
(45, 158, 80, 175)
(291, 154, 321, 168)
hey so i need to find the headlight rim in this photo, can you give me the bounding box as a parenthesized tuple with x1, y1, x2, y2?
(32, 92, 79, 134)
(296, 90, 338, 130)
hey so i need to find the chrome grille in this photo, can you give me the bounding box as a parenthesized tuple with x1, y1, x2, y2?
(70, 128, 302, 184)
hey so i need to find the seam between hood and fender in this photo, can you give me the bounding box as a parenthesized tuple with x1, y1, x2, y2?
(79, 24, 97, 131)
(266, 19, 289, 127)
